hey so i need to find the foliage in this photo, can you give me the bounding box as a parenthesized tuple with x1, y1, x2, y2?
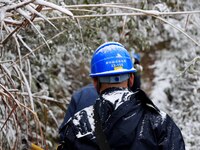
(150, 1, 200, 149)
(0, 0, 200, 149)
(0, 0, 73, 149)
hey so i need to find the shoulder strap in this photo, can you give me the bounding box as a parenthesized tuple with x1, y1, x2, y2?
(93, 103, 111, 150)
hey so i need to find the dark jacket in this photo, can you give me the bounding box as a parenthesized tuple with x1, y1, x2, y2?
(60, 75, 140, 129)
(59, 84, 98, 130)
(58, 88, 185, 150)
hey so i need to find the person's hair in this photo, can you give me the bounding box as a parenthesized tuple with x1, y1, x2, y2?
(94, 73, 134, 93)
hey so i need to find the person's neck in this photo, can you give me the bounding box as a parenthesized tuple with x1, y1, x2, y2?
(100, 81, 128, 93)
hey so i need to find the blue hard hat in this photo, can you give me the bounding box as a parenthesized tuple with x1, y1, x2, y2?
(90, 42, 136, 77)
(131, 51, 141, 62)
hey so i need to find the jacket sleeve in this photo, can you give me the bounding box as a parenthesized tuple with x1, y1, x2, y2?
(58, 121, 76, 150)
(59, 92, 80, 141)
(64, 94, 78, 121)
(158, 115, 185, 150)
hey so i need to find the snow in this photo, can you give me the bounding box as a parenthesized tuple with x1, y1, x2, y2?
(159, 111, 167, 124)
(1, 0, 200, 149)
(95, 44, 123, 54)
(102, 88, 132, 109)
(139, 119, 145, 137)
(73, 106, 95, 138)
(123, 113, 136, 120)
(145, 3, 200, 149)
(34, 0, 73, 17)
(150, 49, 200, 149)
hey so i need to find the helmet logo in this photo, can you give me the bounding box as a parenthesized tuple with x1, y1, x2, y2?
(114, 66, 123, 70)
(116, 53, 122, 58)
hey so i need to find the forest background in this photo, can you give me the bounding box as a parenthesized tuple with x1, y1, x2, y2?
(0, 0, 200, 150)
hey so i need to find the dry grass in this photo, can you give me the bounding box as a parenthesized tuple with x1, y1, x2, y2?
(0, 0, 73, 149)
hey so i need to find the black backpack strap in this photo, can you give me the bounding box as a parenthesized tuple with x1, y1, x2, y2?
(93, 103, 111, 150)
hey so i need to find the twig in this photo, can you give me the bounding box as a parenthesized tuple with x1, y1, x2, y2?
(14, 29, 68, 64)
(1, 26, 21, 45)
(185, 14, 190, 30)
(6, 0, 35, 11)
(17, 102, 44, 144)
(178, 56, 200, 76)
(0, 104, 18, 131)
(154, 15, 200, 47)
(33, 12, 200, 47)
(13, 91, 64, 104)
(63, 3, 200, 15)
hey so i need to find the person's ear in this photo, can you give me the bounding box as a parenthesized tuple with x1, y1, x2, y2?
(129, 73, 134, 87)
(92, 78, 98, 90)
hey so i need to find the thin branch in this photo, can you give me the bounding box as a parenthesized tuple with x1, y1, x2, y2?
(13, 91, 64, 104)
(17, 65, 35, 111)
(185, 14, 190, 30)
(34, 0, 73, 18)
(0, 60, 13, 64)
(14, 29, 68, 64)
(0, 83, 22, 108)
(63, 3, 200, 15)
(17, 34, 35, 56)
(0, 104, 18, 131)
(4, 19, 22, 26)
(33, 12, 200, 47)
(5, 0, 35, 11)
(34, 12, 145, 21)
(155, 15, 200, 47)
(31, 10, 200, 20)
(178, 56, 200, 76)
(1, 26, 21, 45)
(42, 3, 200, 16)
(17, 102, 44, 143)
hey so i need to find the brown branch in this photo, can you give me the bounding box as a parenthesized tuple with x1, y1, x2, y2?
(2, 5, 43, 45)
(23, 5, 44, 28)
(1, 26, 21, 45)
(0, 104, 18, 131)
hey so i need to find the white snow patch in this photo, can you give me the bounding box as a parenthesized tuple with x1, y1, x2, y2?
(159, 111, 167, 124)
(102, 89, 132, 109)
(73, 106, 95, 138)
(123, 113, 136, 120)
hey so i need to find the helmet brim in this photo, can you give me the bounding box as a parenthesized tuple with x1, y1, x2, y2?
(90, 68, 136, 77)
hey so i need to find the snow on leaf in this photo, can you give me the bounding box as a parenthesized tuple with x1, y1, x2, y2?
(34, 0, 74, 18)
(25, 4, 58, 30)
(153, 3, 170, 12)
